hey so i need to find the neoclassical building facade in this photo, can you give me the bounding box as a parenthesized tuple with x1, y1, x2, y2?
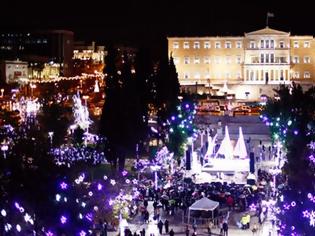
(168, 27, 315, 99)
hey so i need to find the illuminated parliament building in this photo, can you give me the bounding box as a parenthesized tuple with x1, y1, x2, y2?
(168, 27, 315, 99)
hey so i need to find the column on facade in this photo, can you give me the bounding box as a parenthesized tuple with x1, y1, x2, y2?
(246, 69, 249, 81)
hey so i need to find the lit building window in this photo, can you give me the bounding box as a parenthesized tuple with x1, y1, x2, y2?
(204, 41, 210, 49)
(236, 72, 241, 78)
(225, 41, 232, 49)
(225, 72, 231, 79)
(214, 56, 221, 64)
(250, 41, 256, 49)
(173, 42, 179, 49)
(215, 42, 221, 49)
(293, 41, 299, 48)
(279, 41, 284, 48)
(193, 42, 200, 49)
(293, 72, 300, 78)
(304, 41, 310, 48)
(184, 56, 190, 64)
(304, 56, 311, 64)
(204, 56, 210, 64)
(293, 56, 299, 64)
(173, 57, 180, 64)
(205, 73, 210, 79)
(184, 73, 190, 79)
(194, 57, 200, 64)
(194, 73, 201, 79)
(236, 41, 242, 48)
(304, 71, 311, 78)
(225, 56, 231, 64)
(183, 42, 189, 49)
(236, 55, 242, 64)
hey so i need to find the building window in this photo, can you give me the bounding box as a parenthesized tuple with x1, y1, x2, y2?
(304, 41, 310, 48)
(279, 41, 284, 48)
(270, 40, 274, 48)
(205, 73, 210, 79)
(304, 71, 311, 78)
(293, 72, 300, 78)
(184, 56, 190, 64)
(265, 54, 269, 63)
(225, 72, 231, 79)
(236, 55, 241, 64)
(304, 56, 311, 64)
(204, 41, 210, 49)
(260, 54, 264, 63)
(194, 73, 201, 79)
(193, 41, 200, 49)
(225, 41, 232, 49)
(250, 41, 256, 49)
(183, 42, 189, 49)
(214, 56, 220, 64)
(270, 54, 274, 63)
(265, 40, 270, 48)
(204, 56, 210, 64)
(184, 73, 189, 79)
(173, 57, 180, 64)
(236, 72, 241, 78)
(236, 41, 242, 48)
(293, 41, 299, 48)
(293, 56, 299, 64)
(215, 42, 221, 49)
(173, 42, 179, 49)
(194, 57, 200, 64)
(226, 56, 231, 64)
(260, 40, 264, 48)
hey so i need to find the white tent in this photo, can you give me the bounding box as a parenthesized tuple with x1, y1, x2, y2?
(233, 127, 248, 159)
(216, 126, 234, 159)
(187, 197, 220, 223)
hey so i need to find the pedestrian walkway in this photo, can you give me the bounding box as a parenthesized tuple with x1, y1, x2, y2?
(107, 201, 278, 236)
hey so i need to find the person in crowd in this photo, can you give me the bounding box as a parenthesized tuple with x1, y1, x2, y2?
(164, 219, 169, 233)
(185, 225, 190, 236)
(157, 220, 164, 234)
(169, 229, 175, 236)
(222, 221, 228, 236)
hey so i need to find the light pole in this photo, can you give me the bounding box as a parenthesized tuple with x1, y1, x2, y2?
(48, 131, 54, 146)
(150, 165, 161, 190)
(0, 88, 4, 97)
(30, 84, 36, 98)
(1, 144, 8, 159)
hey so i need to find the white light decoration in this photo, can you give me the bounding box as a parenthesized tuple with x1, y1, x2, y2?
(71, 93, 92, 132)
(1, 209, 6, 217)
(16, 224, 21, 232)
(233, 127, 248, 159)
(56, 194, 61, 202)
(216, 126, 234, 159)
(94, 80, 100, 93)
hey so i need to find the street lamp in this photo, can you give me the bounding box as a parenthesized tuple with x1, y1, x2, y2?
(1, 143, 8, 159)
(150, 164, 161, 190)
(0, 88, 4, 97)
(30, 84, 36, 97)
(48, 131, 54, 146)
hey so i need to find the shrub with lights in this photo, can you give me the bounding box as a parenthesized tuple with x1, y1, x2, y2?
(166, 102, 196, 160)
(261, 83, 315, 235)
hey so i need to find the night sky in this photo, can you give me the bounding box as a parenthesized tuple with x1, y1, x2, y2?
(1, 0, 314, 54)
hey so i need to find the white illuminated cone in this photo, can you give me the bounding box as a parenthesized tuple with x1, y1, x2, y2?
(234, 127, 248, 159)
(216, 126, 233, 159)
